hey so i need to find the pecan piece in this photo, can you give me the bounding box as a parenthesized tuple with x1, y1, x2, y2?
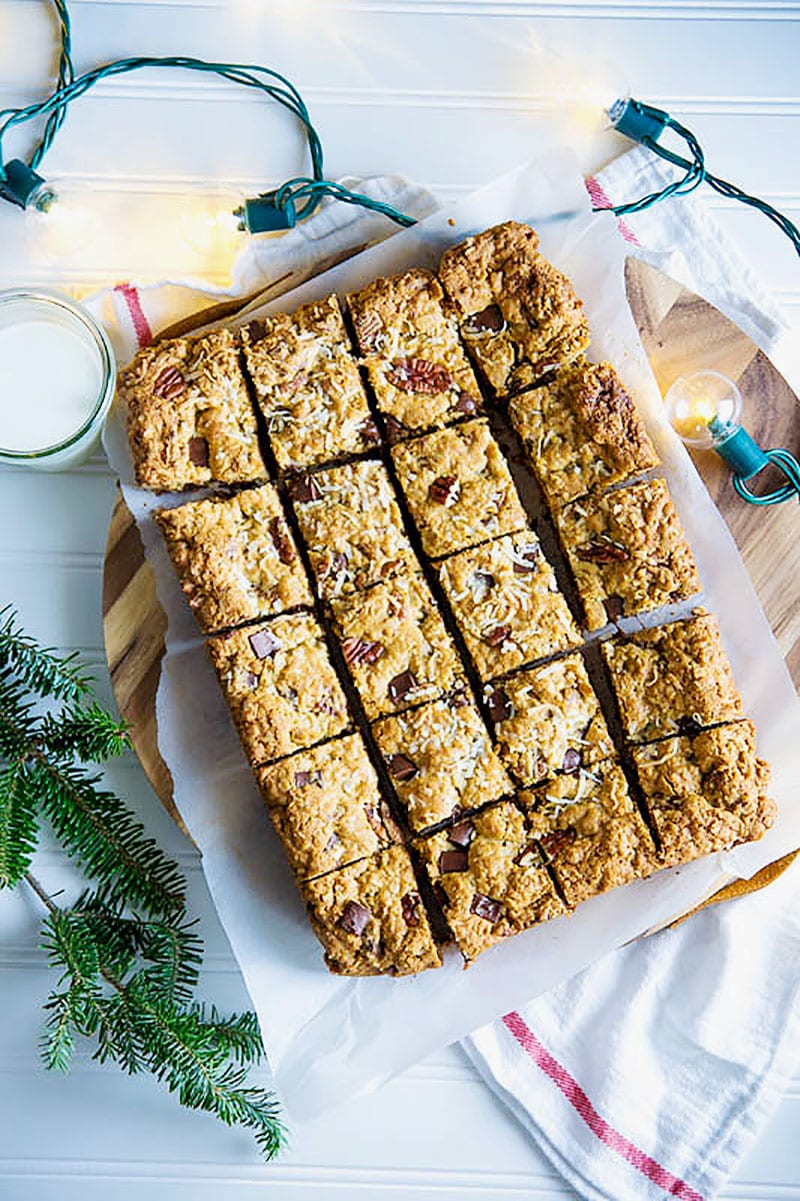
(153, 365, 186, 400)
(268, 516, 295, 565)
(386, 357, 453, 395)
(342, 637, 384, 666)
(575, 540, 630, 564)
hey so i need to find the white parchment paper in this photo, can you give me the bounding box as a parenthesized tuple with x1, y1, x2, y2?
(103, 151, 800, 1120)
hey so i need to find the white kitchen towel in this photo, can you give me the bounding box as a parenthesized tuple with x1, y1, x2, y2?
(463, 146, 800, 1201)
(91, 151, 800, 1200)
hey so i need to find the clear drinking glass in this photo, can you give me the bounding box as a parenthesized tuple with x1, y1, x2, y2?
(0, 289, 116, 471)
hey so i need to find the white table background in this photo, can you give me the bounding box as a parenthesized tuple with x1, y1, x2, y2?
(1, 1, 798, 1197)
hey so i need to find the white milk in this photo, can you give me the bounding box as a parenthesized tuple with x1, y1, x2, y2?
(0, 293, 115, 470)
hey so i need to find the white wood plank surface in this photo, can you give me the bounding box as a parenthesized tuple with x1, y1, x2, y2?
(0, 2, 798, 1197)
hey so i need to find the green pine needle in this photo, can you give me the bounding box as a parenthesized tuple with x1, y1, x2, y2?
(0, 609, 284, 1158)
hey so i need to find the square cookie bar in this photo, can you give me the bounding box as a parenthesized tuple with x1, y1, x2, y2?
(372, 694, 512, 835)
(207, 613, 349, 765)
(156, 485, 311, 633)
(437, 530, 580, 678)
(438, 221, 590, 396)
(302, 845, 442, 976)
(416, 801, 565, 963)
(602, 614, 743, 744)
(556, 479, 701, 631)
(391, 419, 528, 558)
(520, 760, 655, 907)
(256, 733, 399, 882)
(486, 653, 613, 786)
(348, 268, 483, 438)
(631, 720, 775, 867)
(330, 572, 465, 720)
(508, 358, 659, 508)
(289, 459, 416, 599)
(240, 295, 375, 470)
(121, 329, 265, 490)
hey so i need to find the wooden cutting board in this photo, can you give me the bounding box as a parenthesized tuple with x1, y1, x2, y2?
(102, 259, 800, 899)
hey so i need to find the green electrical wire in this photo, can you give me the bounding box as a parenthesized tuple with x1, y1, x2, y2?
(732, 450, 800, 506)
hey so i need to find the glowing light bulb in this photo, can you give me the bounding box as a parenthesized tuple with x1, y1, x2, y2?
(27, 181, 96, 260)
(178, 188, 247, 260)
(664, 371, 744, 449)
(551, 60, 630, 134)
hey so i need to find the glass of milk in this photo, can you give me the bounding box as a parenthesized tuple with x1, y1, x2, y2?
(0, 290, 116, 471)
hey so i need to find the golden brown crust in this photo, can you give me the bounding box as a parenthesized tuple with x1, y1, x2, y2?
(256, 734, 399, 881)
(156, 486, 311, 633)
(437, 530, 580, 678)
(302, 846, 442, 976)
(520, 761, 656, 907)
(602, 614, 744, 744)
(487, 654, 613, 786)
(556, 479, 702, 631)
(121, 329, 264, 490)
(509, 359, 660, 507)
(438, 222, 590, 395)
(206, 614, 349, 765)
(347, 268, 483, 436)
(371, 696, 512, 834)
(391, 419, 528, 558)
(415, 801, 565, 963)
(240, 295, 373, 469)
(631, 721, 775, 866)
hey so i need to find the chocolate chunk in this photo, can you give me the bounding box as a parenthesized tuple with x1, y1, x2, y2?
(470, 570, 496, 601)
(188, 436, 209, 467)
(153, 365, 186, 400)
(342, 637, 384, 666)
(289, 471, 322, 503)
(389, 753, 418, 782)
(388, 670, 418, 704)
(447, 685, 471, 709)
(456, 391, 478, 415)
(540, 827, 577, 859)
(384, 415, 405, 444)
(401, 892, 421, 927)
(513, 544, 540, 573)
(245, 318, 267, 343)
(268, 516, 295, 564)
(433, 881, 450, 909)
(439, 849, 469, 873)
(484, 624, 511, 648)
(338, 900, 371, 935)
(575, 540, 630, 563)
(243, 670, 259, 690)
(603, 595, 625, 623)
(324, 831, 342, 853)
(487, 686, 512, 723)
(322, 550, 349, 579)
(428, 475, 460, 506)
(448, 821, 475, 848)
(358, 416, 381, 445)
(294, 769, 322, 788)
(386, 357, 453, 395)
(561, 748, 582, 773)
(677, 715, 703, 738)
(248, 628, 281, 659)
(463, 304, 505, 336)
(470, 893, 502, 923)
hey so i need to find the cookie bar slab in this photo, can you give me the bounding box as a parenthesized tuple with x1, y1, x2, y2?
(241, 295, 374, 470)
(121, 329, 264, 490)
(437, 530, 580, 678)
(391, 419, 528, 559)
(630, 720, 775, 867)
(602, 614, 743, 745)
(348, 268, 483, 439)
(508, 358, 659, 508)
(302, 845, 442, 976)
(256, 733, 399, 882)
(486, 653, 613, 787)
(207, 613, 349, 765)
(556, 479, 701, 631)
(330, 572, 465, 720)
(438, 221, 590, 397)
(156, 485, 311, 633)
(372, 695, 512, 835)
(520, 760, 656, 907)
(416, 801, 565, 963)
(289, 459, 416, 599)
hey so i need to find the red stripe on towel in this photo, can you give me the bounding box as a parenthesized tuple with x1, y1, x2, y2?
(585, 176, 641, 246)
(115, 283, 153, 349)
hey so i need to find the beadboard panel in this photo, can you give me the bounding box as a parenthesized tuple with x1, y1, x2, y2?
(1, 1, 799, 1198)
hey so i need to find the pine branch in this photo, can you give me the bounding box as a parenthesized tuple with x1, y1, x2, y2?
(40, 703, 130, 761)
(0, 762, 39, 888)
(0, 607, 92, 703)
